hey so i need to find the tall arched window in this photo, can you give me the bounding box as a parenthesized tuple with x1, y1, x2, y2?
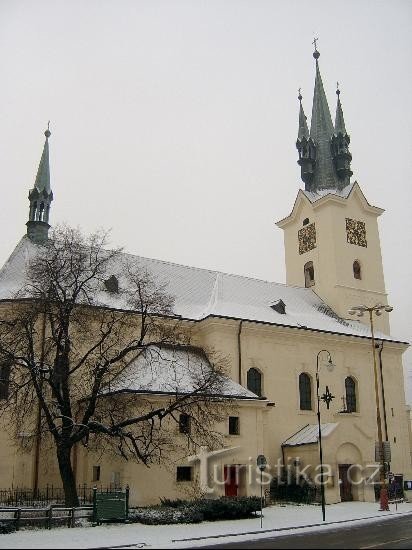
(299, 373, 312, 410)
(247, 368, 262, 397)
(304, 261, 315, 288)
(353, 260, 361, 280)
(345, 377, 357, 413)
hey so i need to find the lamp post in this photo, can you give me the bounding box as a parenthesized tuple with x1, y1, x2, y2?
(348, 303, 393, 512)
(316, 349, 335, 522)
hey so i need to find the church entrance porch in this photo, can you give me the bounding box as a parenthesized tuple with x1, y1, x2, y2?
(339, 464, 353, 502)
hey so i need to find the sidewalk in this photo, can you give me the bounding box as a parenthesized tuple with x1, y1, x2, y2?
(1, 501, 412, 549)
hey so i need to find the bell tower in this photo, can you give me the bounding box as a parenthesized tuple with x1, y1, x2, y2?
(26, 125, 53, 244)
(276, 47, 390, 333)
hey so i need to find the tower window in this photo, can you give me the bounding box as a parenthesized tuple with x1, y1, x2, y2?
(345, 377, 357, 413)
(303, 218, 310, 226)
(353, 260, 361, 280)
(179, 413, 191, 434)
(299, 373, 312, 410)
(304, 261, 315, 287)
(247, 368, 262, 397)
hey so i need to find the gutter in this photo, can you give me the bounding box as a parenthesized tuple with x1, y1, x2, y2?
(238, 320, 243, 385)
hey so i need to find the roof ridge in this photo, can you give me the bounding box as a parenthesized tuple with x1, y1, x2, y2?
(120, 248, 312, 290)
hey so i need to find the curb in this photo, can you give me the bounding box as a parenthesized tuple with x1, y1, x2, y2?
(172, 509, 412, 543)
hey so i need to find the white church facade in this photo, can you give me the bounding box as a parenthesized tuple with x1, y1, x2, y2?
(0, 48, 411, 506)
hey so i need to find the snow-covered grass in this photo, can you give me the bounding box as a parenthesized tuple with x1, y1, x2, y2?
(0, 501, 411, 549)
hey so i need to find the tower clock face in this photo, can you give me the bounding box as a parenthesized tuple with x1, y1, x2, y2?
(298, 223, 316, 255)
(346, 218, 367, 247)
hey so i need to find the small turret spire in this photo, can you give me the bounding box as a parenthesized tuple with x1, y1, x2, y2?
(331, 85, 353, 184)
(26, 125, 54, 244)
(34, 123, 51, 194)
(297, 89, 310, 140)
(296, 90, 316, 186)
(334, 83, 347, 136)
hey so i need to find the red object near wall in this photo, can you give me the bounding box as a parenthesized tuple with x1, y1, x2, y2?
(224, 466, 239, 497)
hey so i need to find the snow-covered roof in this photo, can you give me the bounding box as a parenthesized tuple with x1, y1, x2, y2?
(302, 183, 354, 204)
(282, 423, 338, 447)
(0, 236, 404, 343)
(103, 345, 260, 400)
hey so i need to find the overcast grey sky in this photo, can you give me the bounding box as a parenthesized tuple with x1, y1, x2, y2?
(1, 0, 411, 399)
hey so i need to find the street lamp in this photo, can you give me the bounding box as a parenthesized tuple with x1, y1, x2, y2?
(348, 303, 393, 512)
(316, 349, 335, 522)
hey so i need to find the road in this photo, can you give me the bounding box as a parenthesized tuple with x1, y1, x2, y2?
(197, 514, 412, 549)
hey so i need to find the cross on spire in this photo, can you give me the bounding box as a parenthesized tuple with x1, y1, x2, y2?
(312, 37, 318, 51)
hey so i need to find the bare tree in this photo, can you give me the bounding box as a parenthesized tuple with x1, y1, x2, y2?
(0, 226, 232, 506)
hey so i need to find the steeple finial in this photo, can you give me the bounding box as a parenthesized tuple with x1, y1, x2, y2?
(312, 37, 320, 60)
(26, 127, 54, 244)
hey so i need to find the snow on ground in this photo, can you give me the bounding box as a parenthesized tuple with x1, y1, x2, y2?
(1, 501, 411, 549)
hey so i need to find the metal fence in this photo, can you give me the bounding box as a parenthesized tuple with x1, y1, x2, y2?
(0, 485, 116, 507)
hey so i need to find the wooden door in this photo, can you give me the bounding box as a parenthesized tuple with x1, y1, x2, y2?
(339, 464, 353, 502)
(224, 466, 238, 497)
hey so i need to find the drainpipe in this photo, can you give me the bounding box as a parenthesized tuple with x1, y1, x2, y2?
(33, 307, 47, 493)
(237, 321, 243, 385)
(378, 341, 389, 442)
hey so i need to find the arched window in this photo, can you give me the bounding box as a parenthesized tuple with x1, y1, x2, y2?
(303, 218, 310, 226)
(353, 260, 361, 280)
(345, 377, 357, 413)
(304, 261, 315, 288)
(247, 368, 262, 397)
(39, 203, 44, 221)
(299, 373, 312, 410)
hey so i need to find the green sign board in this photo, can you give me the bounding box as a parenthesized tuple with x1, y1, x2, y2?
(93, 487, 129, 524)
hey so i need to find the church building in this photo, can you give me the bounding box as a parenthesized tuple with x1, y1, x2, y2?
(0, 47, 411, 506)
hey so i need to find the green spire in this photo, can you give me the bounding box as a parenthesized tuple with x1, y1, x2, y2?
(26, 125, 54, 244)
(334, 87, 347, 136)
(309, 50, 341, 191)
(296, 45, 354, 192)
(297, 91, 310, 140)
(331, 86, 353, 183)
(296, 91, 316, 187)
(34, 124, 51, 193)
